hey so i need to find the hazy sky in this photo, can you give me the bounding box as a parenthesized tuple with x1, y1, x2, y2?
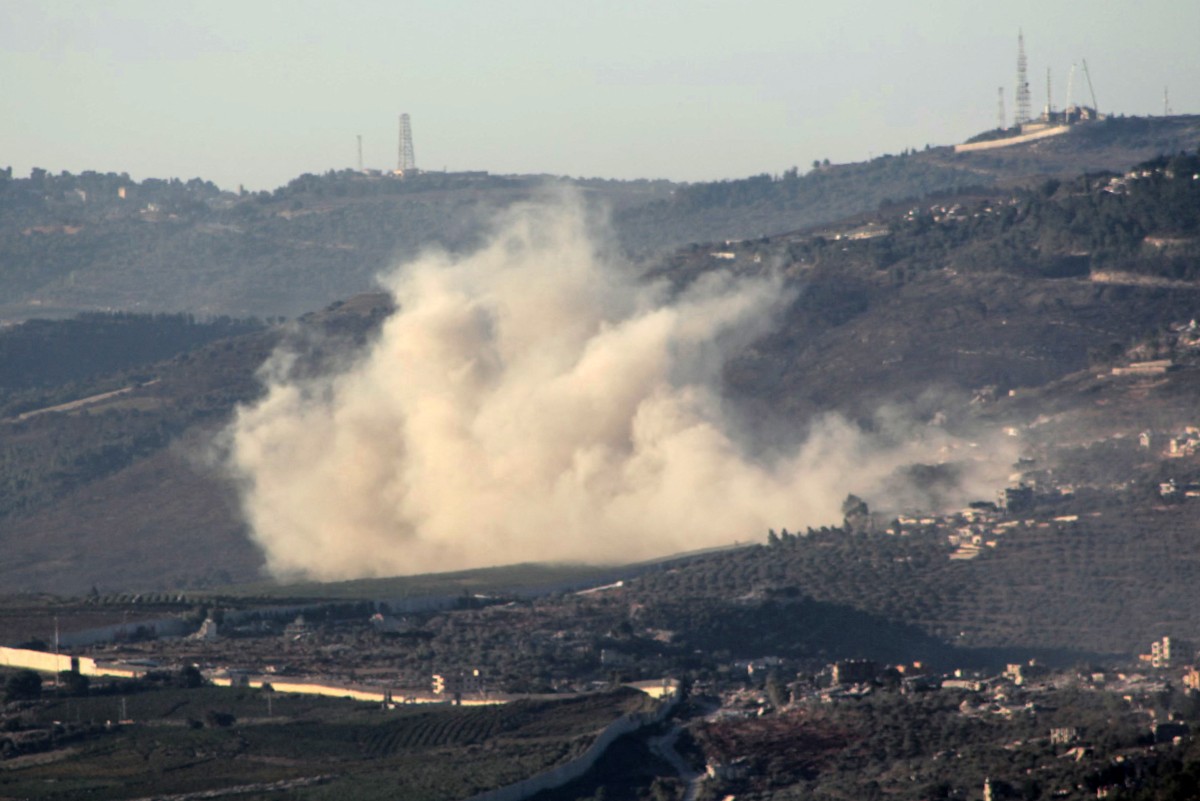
(3, 0, 1197, 191)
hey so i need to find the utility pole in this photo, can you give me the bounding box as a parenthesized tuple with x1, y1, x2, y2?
(53, 615, 60, 688)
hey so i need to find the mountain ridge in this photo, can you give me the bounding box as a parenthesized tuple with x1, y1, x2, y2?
(3, 114, 1198, 321)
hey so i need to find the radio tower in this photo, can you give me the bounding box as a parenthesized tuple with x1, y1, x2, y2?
(997, 87, 1006, 131)
(397, 113, 416, 177)
(1015, 30, 1032, 126)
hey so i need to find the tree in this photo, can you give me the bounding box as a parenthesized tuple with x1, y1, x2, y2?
(842, 494, 870, 532)
(5, 669, 42, 701)
(842, 494, 869, 518)
(650, 777, 677, 801)
(58, 670, 89, 696)
(204, 710, 236, 728)
(765, 671, 787, 709)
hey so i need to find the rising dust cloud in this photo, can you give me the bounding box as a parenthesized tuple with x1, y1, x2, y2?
(224, 198, 1014, 581)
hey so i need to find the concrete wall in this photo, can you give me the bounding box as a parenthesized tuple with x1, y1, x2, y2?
(58, 617, 191, 648)
(208, 676, 389, 704)
(0, 646, 159, 679)
(0, 645, 451, 704)
(0, 617, 196, 649)
(83, 661, 144, 679)
(954, 125, 1070, 153)
(0, 646, 76, 674)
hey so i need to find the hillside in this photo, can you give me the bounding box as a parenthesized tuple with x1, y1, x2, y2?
(0, 297, 392, 592)
(2, 115, 1197, 322)
(0, 140, 1199, 661)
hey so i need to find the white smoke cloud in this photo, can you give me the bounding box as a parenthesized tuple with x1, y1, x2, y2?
(224, 197, 1014, 581)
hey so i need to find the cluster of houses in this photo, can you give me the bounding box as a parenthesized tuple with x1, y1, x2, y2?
(883, 484, 1082, 561)
(903, 200, 1000, 226)
(711, 643, 1200, 746)
(1150, 426, 1200, 459)
(1103, 162, 1200, 196)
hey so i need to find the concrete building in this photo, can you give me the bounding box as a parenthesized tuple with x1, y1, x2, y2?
(433, 669, 485, 700)
(831, 660, 877, 686)
(1050, 727, 1079, 745)
(1148, 636, 1194, 669)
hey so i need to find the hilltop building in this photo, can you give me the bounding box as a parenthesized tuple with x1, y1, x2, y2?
(956, 33, 1104, 153)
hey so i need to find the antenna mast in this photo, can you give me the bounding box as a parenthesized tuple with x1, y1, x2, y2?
(1045, 67, 1052, 116)
(1164, 87, 1172, 116)
(1015, 30, 1032, 125)
(398, 113, 416, 177)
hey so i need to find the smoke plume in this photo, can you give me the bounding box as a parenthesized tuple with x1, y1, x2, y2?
(224, 198, 1013, 581)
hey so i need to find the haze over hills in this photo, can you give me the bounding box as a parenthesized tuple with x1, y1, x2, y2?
(1, 118, 1199, 656)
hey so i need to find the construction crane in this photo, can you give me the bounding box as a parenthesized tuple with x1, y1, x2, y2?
(1082, 59, 1099, 114)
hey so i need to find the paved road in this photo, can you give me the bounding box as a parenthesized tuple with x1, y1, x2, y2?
(649, 725, 704, 801)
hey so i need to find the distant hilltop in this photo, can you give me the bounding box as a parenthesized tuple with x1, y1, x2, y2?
(2, 113, 1198, 321)
(956, 104, 1104, 153)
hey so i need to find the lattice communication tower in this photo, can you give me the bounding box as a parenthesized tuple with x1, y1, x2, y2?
(398, 113, 416, 176)
(1015, 30, 1032, 126)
